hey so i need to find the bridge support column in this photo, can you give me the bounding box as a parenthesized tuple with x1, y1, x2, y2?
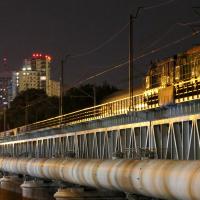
(0, 176, 23, 193)
(54, 188, 126, 200)
(21, 180, 57, 200)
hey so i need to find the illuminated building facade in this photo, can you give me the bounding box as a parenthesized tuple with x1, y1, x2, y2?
(16, 53, 51, 95)
(31, 53, 51, 93)
(17, 58, 39, 92)
(13, 53, 60, 98)
(145, 45, 200, 106)
(48, 80, 60, 97)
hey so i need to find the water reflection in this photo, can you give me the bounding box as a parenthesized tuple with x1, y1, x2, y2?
(0, 189, 37, 200)
(0, 189, 23, 200)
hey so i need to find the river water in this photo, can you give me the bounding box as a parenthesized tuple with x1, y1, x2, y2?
(0, 189, 47, 200)
(0, 187, 127, 199)
(0, 189, 22, 200)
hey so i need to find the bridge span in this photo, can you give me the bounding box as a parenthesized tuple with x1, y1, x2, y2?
(0, 90, 200, 199)
(0, 99, 200, 161)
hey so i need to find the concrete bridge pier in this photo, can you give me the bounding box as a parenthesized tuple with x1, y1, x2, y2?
(0, 175, 23, 193)
(54, 188, 126, 200)
(20, 180, 58, 200)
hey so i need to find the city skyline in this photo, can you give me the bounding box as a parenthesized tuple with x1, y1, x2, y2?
(0, 0, 199, 89)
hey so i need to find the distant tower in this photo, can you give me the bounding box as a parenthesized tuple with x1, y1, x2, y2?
(0, 57, 12, 109)
(3, 57, 7, 66)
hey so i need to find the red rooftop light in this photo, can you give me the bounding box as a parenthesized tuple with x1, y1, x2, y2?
(32, 53, 52, 61)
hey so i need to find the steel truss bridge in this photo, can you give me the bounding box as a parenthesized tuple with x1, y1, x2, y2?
(0, 80, 200, 199)
(0, 94, 199, 161)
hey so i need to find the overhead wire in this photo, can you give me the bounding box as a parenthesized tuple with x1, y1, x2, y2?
(8, 18, 200, 112)
(73, 30, 200, 87)
(143, 0, 175, 10)
(7, 6, 200, 114)
(71, 22, 129, 58)
(178, 20, 200, 26)
(140, 20, 200, 52)
(63, 0, 176, 60)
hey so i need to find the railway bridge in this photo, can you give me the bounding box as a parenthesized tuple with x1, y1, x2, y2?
(0, 90, 200, 200)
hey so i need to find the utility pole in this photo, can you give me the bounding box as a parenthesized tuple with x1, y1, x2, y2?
(59, 59, 64, 117)
(129, 14, 134, 110)
(93, 85, 96, 107)
(59, 55, 70, 117)
(128, 7, 142, 111)
(25, 84, 28, 127)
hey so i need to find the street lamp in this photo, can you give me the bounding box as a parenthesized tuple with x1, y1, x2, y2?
(59, 54, 70, 117)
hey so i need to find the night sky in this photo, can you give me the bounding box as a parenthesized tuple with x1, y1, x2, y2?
(0, 0, 200, 89)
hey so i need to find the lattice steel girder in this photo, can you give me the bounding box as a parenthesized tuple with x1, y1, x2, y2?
(0, 113, 200, 160)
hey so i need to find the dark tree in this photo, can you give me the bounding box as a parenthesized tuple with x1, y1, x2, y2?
(6, 89, 59, 129)
(63, 82, 118, 113)
(2, 83, 118, 130)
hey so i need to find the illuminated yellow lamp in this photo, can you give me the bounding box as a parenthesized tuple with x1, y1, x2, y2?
(135, 103, 145, 109)
(180, 98, 183, 102)
(179, 81, 183, 87)
(156, 103, 159, 107)
(191, 78, 195, 83)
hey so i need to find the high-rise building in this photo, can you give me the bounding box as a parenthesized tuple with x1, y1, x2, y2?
(12, 53, 60, 98)
(16, 53, 51, 94)
(31, 53, 51, 93)
(17, 58, 39, 92)
(48, 80, 60, 97)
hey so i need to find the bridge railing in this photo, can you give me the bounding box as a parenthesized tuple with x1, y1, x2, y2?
(23, 93, 151, 131)
(0, 93, 152, 137)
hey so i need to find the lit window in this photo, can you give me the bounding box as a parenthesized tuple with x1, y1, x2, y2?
(40, 76, 46, 80)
